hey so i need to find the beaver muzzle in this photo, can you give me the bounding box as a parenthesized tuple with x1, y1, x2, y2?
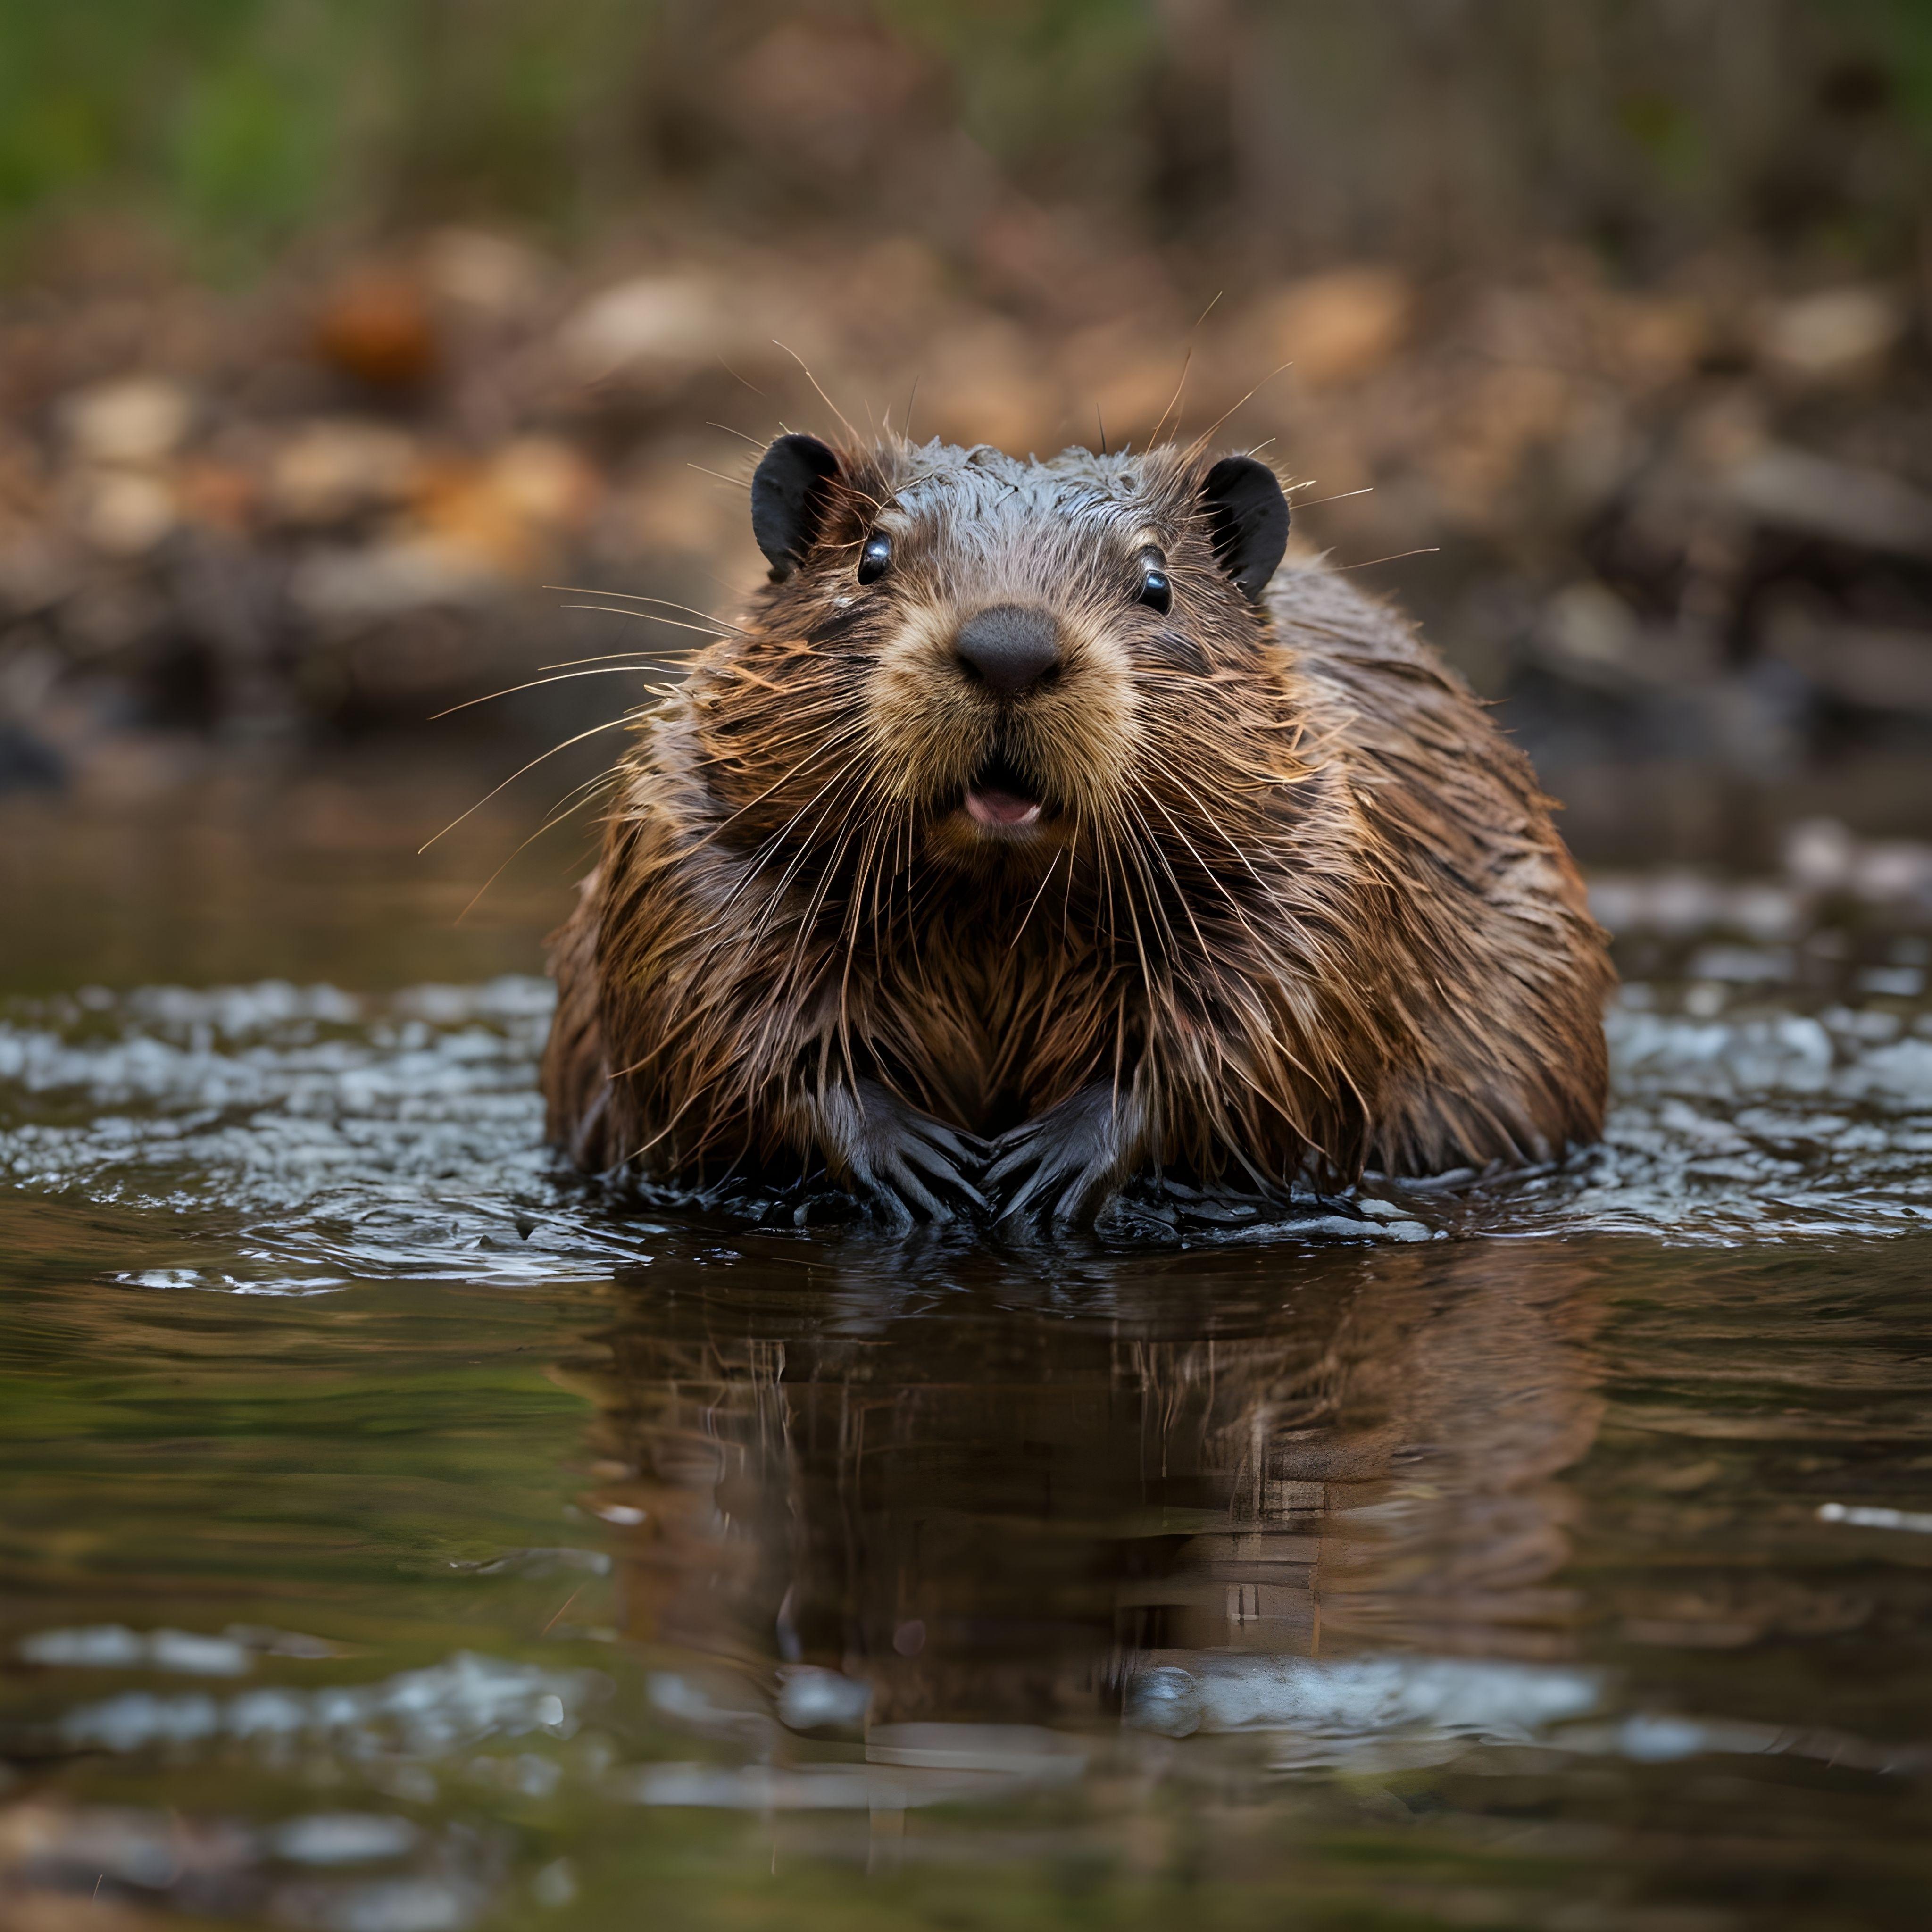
(964, 749, 1045, 831)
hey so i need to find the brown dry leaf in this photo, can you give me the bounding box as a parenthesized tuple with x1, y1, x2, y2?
(313, 268, 441, 389)
(485, 437, 599, 533)
(65, 469, 177, 557)
(421, 228, 554, 319)
(1597, 291, 1710, 389)
(1757, 284, 1905, 387)
(411, 460, 554, 579)
(58, 378, 194, 467)
(556, 272, 796, 396)
(268, 420, 424, 526)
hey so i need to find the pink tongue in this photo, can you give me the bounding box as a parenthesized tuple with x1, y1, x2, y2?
(966, 786, 1042, 828)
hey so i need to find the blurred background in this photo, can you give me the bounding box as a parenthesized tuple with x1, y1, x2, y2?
(3, 0, 1932, 987)
(11, 18, 1932, 1927)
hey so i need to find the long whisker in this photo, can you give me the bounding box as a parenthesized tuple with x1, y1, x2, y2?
(1114, 808, 1183, 961)
(834, 814, 891, 1091)
(727, 768, 874, 1074)
(1095, 815, 1158, 996)
(453, 769, 616, 924)
(1334, 547, 1440, 571)
(746, 767, 868, 953)
(558, 603, 734, 639)
(1122, 789, 1226, 959)
(773, 341, 863, 447)
(786, 773, 871, 930)
(1134, 759, 1277, 906)
(538, 649, 704, 671)
(417, 715, 638, 854)
(685, 721, 870, 860)
(1061, 804, 1082, 939)
(1184, 363, 1293, 459)
(544, 587, 747, 635)
(1008, 846, 1065, 953)
(429, 665, 672, 719)
(885, 800, 916, 979)
(709, 749, 870, 929)
(1151, 295, 1216, 449)
(780, 784, 871, 991)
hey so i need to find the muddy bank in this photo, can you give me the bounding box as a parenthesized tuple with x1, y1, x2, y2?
(3, 233, 1930, 859)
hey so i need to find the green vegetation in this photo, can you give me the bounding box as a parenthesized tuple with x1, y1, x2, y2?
(0, 1, 381, 250)
(0, 1, 1928, 271)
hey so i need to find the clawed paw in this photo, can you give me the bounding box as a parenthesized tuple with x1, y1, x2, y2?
(984, 1083, 1131, 1230)
(820, 1081, 1137, 1234)
(832, 1081, 990, 1231)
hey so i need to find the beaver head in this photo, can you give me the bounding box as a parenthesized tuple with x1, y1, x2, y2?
(699, 435, 1294, 892)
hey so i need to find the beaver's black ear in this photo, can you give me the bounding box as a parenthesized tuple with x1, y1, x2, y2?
(1199, 456, 1289, 602)
(751, 433, 842, 578)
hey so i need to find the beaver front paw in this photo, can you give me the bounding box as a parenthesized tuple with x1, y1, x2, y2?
(986, 1082, 1141, 1229)
(817, 1079, 989, 1230)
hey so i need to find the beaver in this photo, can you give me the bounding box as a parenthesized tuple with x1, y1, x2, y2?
(541, 432, 1613, 1228)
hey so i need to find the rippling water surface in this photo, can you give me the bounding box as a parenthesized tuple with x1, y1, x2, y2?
(4, 764, 1932, 1931)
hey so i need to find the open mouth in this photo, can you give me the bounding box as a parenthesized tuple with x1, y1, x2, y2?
(963, 751, 1045, 831)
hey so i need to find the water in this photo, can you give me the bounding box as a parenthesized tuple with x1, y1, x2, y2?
(4, 759, 1932, 1930)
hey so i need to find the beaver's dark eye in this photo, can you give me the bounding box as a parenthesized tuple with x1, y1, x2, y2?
(857, 533, 892, 585)
(1136, 550, 1172, 615)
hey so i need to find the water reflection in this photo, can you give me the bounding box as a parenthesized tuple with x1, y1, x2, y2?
(4, 756, 1932, 1926)
(9, 1223, 1932, 1925)
(581, 1238, 1608, 1766)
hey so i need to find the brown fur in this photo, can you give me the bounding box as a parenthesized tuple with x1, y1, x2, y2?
(540, 437, 1613, 1222)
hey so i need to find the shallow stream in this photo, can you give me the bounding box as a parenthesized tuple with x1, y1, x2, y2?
(3, 757, 1932, 1930)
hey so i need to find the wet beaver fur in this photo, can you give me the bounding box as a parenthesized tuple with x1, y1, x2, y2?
(541, 433, 1613, 1228)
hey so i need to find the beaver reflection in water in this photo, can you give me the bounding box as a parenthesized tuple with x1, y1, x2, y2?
(542, 434, 1613, 1226)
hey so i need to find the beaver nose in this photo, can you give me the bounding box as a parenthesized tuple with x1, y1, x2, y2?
(954, 604, 1061, 696)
